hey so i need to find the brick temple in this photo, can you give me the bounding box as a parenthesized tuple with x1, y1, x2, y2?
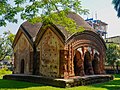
(12, 12, 106, 79)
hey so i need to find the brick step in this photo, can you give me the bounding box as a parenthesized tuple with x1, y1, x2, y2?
(3, 74, 113, 88)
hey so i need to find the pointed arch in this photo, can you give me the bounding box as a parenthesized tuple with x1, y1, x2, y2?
(35, 23, 66, 46)
(12, 26, 34, 48)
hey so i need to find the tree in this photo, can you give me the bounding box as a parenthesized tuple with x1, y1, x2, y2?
(112, 0, 120, 17)
(106, 43, 120, 70)
(0, 0, 89, 33)
(0, 0, 24, 26)
(0, 31, 15, 61)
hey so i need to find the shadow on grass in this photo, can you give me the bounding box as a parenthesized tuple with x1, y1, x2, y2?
(0, 79, 46, 89)
(91, 74, 120, 90)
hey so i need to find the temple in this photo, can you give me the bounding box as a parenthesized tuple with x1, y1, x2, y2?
(12, 12, 106, 79)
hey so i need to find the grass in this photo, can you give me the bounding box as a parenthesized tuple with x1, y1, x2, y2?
(0, 69, 120, 90)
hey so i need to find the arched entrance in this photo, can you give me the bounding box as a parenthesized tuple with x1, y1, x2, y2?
(92, 53, 101, 74)
(84, 50, 94, 75)
(20, 59, 24, 74)
(66, 30, 106, 77)
(74, 50, 85, 76)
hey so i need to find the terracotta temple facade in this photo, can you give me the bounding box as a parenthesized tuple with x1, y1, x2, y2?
(13, 12, 106, 79)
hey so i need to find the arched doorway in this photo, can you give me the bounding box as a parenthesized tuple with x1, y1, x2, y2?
(92, 53, 100, 74)
(74, 50, 84, 76)
(66, 30, 106, 75)
(20, 59, 24, 74)
(84, 50, 94, 75)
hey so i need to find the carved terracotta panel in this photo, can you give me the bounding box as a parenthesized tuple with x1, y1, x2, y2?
(37, 28, 64, 77)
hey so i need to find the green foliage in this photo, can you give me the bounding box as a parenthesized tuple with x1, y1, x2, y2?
(5, 56, 11, 61)
(37, 11, 85, 33)
(0, 0, 88, 33)
(0, 31, 15, 61)
(20, 0, 89, 19)
(21, 0, 88, 33)
(0, 1, 24, 26)
(106, 43, 120, 67)
(0, 68, 12, 79)
(112, 0, 120, 17)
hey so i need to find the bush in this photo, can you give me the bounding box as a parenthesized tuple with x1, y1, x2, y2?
(0, 68, 12, 79)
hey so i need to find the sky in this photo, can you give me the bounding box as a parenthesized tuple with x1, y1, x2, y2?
(0, 0, 120, 38)
(81, 0, 120, 37)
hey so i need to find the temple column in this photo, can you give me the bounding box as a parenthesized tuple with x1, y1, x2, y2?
(100, 52, 106, 74)
(91, 48, 94, 60)
(59, 50, 69, 78)
(81, 46, 85, 60)
(70, 44, 75, 76)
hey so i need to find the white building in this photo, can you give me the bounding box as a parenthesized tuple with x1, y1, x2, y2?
(86, 18, 108, 39)
(105, 36, 120, 45)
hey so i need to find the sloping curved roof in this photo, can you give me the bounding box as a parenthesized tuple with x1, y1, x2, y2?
(21, 21, 42, 39)
(52, 12, 94, 40)
(67, 12, 93, 31)
(66, 30, 106, 50)
(21, 12, 93, 40)
(13, 12, 94, 48)
(12, 21, 42, 48)
(35, 23, 66, 46)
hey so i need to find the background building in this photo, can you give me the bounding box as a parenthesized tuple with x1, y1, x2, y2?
(105, 36, 120, 45)
(85, 18, 108, 39)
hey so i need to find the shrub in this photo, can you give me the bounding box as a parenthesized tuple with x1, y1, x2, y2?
(0, 68, 12, 79)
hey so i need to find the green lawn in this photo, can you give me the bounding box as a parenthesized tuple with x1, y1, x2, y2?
(0, 69, 120, 90)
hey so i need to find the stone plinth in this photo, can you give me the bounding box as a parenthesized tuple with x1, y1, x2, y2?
(3, 74, 113, 88)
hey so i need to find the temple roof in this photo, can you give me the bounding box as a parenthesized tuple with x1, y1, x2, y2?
(67, 12, 93, 30)
(20, 12, 93, 40)
(21, 21, 42, 39)
(13, 12, 94, 48)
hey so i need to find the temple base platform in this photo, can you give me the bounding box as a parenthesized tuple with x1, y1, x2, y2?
(3, 74, 113, 88)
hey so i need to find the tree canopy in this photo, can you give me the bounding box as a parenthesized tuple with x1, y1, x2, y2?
(106, 43, 120, 68)
(0, 0, 89, 33)
(0, 31, 15, 61)
(112, 0, 120, 17)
